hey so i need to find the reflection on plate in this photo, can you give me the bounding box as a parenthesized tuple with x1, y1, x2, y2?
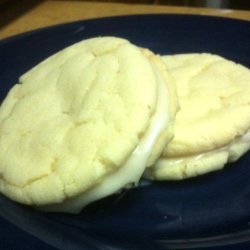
(0, 14, 250, 250)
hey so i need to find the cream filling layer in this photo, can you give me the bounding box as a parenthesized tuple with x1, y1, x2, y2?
(42, 66, 170, 213)
(151, 130, 250, 178)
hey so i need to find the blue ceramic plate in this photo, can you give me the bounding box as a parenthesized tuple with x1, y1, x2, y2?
(0, 14, 250, 250)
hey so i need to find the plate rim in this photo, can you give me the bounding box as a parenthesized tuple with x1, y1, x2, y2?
(0, 13, 249, 45)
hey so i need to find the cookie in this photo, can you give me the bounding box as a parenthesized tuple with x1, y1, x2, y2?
(0, 37, 177, 212)
(145, 53, 250, 180)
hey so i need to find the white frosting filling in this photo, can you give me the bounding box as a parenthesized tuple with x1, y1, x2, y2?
(154, 130, 250, 171)
(42, 66, 170, 213)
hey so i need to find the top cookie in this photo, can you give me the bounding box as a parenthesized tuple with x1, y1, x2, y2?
(146, 53, 250, 180)
(0, 37, 176, 211)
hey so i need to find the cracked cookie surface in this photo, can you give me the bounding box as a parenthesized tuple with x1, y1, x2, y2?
(0, 37, 170, 207)
(146, 53, 250, 180)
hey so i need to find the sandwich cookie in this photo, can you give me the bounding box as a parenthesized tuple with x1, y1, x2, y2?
(0, 37, 177, 212)
(145, 53, 250, 180)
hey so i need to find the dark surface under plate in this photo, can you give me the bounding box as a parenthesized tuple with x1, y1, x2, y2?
(0, 14, 250, 250)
